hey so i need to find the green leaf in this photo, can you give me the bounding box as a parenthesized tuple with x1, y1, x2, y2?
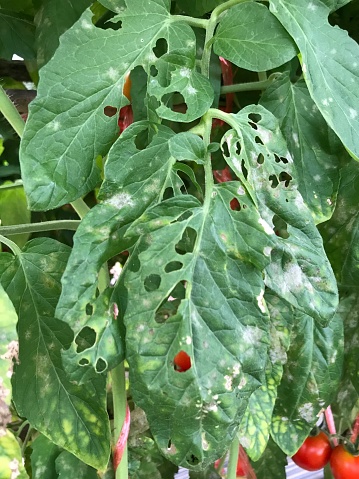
(98, 0, 126, 13)
(55, 450, 99, 479)
(0, 238, 111, 470)
(0, 182, 31, 248)
(270, 312, 343, 455)
(319, 160, 359, 286)
(0, 0, 34, 14)
(269, 0, 359, 161)
(31, 434, 61, 479)
(34, 0, 93, 67)
(129, 436, 178, 479)
(119, 183, 273, 469)
(0, 9, 36, 60)
(0, 430, 28, 479)
(238, 293, 292, 461)
(251, 438, 287, 479)
(56, 123, 178, 377)
(175, 0, 222, 17)
(222, 105, 338, 326)
(169, 132, 206, 164)
(214, 3, 297, 72)
(0, 283, 17, 435)
(260, 72, 342, 224)
(20, 4, 213, 210)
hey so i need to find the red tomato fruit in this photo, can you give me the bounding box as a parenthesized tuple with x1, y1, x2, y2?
(330, 444, 359, 479)
(291, 431, 332, 471)
(173, 351, 191, 372)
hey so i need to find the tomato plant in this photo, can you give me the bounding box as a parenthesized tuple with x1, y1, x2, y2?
(330, 445, 359, 479)
(1, 1, 359, 479)
(291, 431, 332, 471)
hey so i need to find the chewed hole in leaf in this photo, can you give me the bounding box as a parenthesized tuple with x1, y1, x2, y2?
(177, 210, 193, 222)
(269, 175, 279, 188)
(128, 255, 140, 273)
(241, 160, 248, 180)
(273, 215, 290, 239)
(155, 282, 185, 323)
(248, 112, 262, 124)
(279, 171, 292, 187)
(275, 154, 289, 164)
(104, 106, 118, 117)
(96, 357, 107, 373)
(150, 65, 158, 77)
(162, 187, 175, 200)
(255, 136, 264, 145)
(230, 198, 241, 211)
(187, 455, 199, 466)
(162, 92, 188, 114)
(79, 358, 89, 366)
(235, 141, 241, 155)
(144, 274, 161, 292)
(257, 153, 265, 164)
(153, 37, 168, 58)
(222, 140, 230, 158)
(173, 350, 191, 372)
(167, 439, 172, 450)
(134, 129, 150, 150)
(175, 227, 197, 255)
(86, 303, 93, 315)
(75, 327, 96, 353)
(165, 261, 183, 273)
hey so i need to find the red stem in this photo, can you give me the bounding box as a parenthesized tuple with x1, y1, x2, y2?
(325, 406, 338, 447)
(113, 404, 131, 471)
(350, 412, 359, 444)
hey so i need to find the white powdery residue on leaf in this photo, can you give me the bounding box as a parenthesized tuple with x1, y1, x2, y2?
(105, 67, 119, 81)
(110, 262, 123, 286)
(105, 192, 134, 209)
(232, 363, 241, 377)
(185, 336, 192, 345)
(284, 263, 303, 291)
(256, 125, 272, 145)
(48, 120, 61, 131)
(322, 99, 329, 107)
(237, 186, 245, 195)
(224, 375, 233, 391)
(186, 85, 197, 95)
(256, 289, 266, 313)
(81, 19, 93, 29)
(349, 108, 358, 120)
(258, 218, 274, 235)
(239, 435, 251, 448)
(243, 326, 263, 345)
(9, 458, 20, 479)
(263, 246, 272, 257)
(330, 350, 338, 364)
(298, 403, 315, 423)
(180, 67, 191, 78)
(307, 2, 317, 11)
(314, 174, 321, 181)
(237, 376, 247, 390)
(292, 132, 299, 148)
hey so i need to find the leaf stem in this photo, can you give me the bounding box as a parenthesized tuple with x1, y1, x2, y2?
(220, 74, 280, 94)
(201, 0, 254, 77)
(0, 220, 80, 236)
(21, 425, 33, 456)
(171, 15, 208, 29)
(71, 197, 90, 219)
(227, 435, 240, 479)
(0, 86, 25, 138)
(111, 361, 128, 479)
(0, 234, 22, 256)
(16, 420, 29, 439)
(257, 71, 267, 82)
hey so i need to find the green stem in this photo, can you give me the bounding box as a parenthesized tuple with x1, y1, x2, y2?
(220, 74, 280, 94)
(171, 15, 208, 29)
(257, 71, 267, 82)
(71, 197, 90, 219)
(227, 436, 240, 479)
(0, 234, 22, 256)
(0, 86, 25, 138)
(16, 420, 29, 439)
(111, 361, 128, 479)
(21, 425, 33, 456)
(201, 0, 254, 77)
(0, 220, 80, 236)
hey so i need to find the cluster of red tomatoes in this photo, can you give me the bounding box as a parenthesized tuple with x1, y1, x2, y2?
(292, 430, 359, 479)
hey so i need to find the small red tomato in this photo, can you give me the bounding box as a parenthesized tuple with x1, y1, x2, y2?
(291, 431, 332, 471)
(330, 444, 359, 479)
(173, 351, 191, 372)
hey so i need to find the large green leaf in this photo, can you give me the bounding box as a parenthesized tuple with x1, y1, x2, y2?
(0, 239, 111, 470)
(269, 0, 359, 161)
(175, 0, 222, 16)
(260, 73, 342, 224)
(319, 160, 359, 286)
(238, 293, 292, 461)
(56, 123, 181, 380)
(0, 430, 28, 479)
(0, 183, 31, 248)
(221, 105, 338, 326)
(20, 2, 213, 210)
(34, 0, 93, 67)
(251, 438, 287, 479)
(270, 312, 343, 455)
(0, 9, 36, 60)
(214, 3, 297, 72)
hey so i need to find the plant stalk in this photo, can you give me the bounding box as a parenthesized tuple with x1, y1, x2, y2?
(111, 362, 128, 479)
(0, 86, 25, 138)
(0, 220, 80, 236)
(227, 436, 240, 479)
(220, 74, 280, 94)
(172, 15, 208, 29)
(0, 234, 22, 256)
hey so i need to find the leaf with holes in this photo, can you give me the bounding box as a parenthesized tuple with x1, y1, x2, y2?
(238, 293, 292, 461)
(270, 312, 343, 455)
(0, 238, 110, 470)
(117, 182, 275, 469)
(20, 2, 213, 210)
(221, 105, 338, 326)
(319, 160, 359, 287)
(260, 72, 342, 224)
(269, 0, 359, 161)
(213, 3, 297, 72)
(56, 123, 182, 378)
